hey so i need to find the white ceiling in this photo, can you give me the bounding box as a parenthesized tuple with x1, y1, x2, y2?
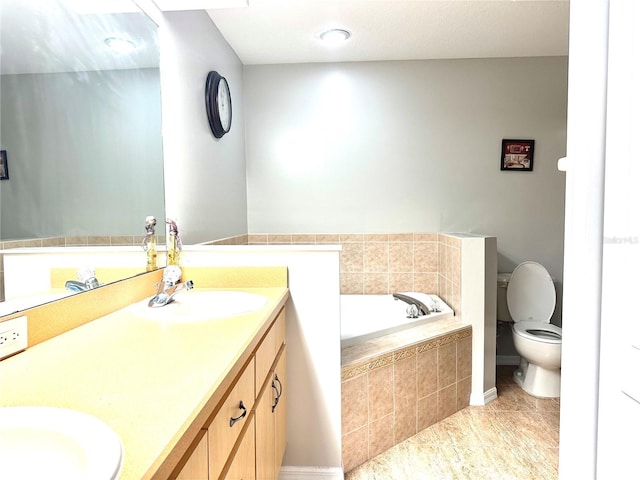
(203, 0, 570, 65)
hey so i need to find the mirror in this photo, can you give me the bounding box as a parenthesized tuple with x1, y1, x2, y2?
(0, 0, 164, 307)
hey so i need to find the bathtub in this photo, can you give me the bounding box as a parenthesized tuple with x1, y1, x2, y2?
(340, 292, 454, 348)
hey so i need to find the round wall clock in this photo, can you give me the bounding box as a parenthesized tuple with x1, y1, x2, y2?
(205, 71, 232, 139)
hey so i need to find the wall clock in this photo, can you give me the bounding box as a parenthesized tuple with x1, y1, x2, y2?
(205, 71, 232, 139)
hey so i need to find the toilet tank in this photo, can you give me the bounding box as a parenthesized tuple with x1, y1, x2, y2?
(497, 273, 514, 322)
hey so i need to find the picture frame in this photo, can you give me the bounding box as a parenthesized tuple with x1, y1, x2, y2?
(501, 139, 534, 171)
(0, 150, 8, 180)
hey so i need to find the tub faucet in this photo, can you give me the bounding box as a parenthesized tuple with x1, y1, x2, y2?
(148, 279, 194, 308)
(393, 293, 431, 317)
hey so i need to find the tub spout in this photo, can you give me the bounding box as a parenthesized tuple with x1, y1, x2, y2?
(392, 292, 431, 317)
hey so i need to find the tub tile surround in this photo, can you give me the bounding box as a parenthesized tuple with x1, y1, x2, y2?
(246, 232, 462, 315)
(345, 366, 560, 480)
(341, 327, 473, 473)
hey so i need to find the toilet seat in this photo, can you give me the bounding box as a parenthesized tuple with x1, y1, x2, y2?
(513, 321, 562, 345)
(506, 261, 556, 323)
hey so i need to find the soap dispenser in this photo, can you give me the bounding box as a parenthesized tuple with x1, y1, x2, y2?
(166, 218, 182, 266)
(142, 216, 157, 271)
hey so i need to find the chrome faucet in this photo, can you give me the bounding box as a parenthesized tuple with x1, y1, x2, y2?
(65, 266, 100, 292)
(148, 279, 194, 308)
(393, 292, 431, 317)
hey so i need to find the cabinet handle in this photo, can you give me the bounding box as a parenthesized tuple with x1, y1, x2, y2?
(229, 400, 247, 427)
(272, 374, 283, 413)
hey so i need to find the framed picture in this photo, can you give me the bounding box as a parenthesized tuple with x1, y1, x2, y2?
(501, 139, 534, 171)
(0, 150, 8, 180)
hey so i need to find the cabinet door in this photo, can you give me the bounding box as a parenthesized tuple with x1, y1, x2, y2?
(255, 379, 276, 480)
(273, 348, 287, 472)
(223, 416, 255, 480)
(209, 358, 255, 480)
(176, 430, 208, 480)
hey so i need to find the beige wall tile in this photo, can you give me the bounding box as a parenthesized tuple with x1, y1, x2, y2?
(394, 355, 417, 407)
(414, 273, 438, 294)
(389, 242, 413, 272)
(417, 392, 439, 431)
(342, 426, 369, 473)
(316, 234, 340, 244)
(369, 365, 393, 421)
(364, 273, 388, 294)
(341, 273, 364, 294)
(389, 233, 413, 241)
(415, 233, 438, 242)
(364, 234, 389, 242)
(291, 234, 316, 243)
(369, 414, 394, 459)
(364, 242, 388, 272)
(395, 397, 417, 444)
(389, 273, 413, 293)
(457, 377, 472, 412)
(267, 234, 292, 244)
(341, 243, 364, 273)
(437, 384, 458, 421)
(457, 335, 473, 380)
(437, 342, 457, 389)
(417, 348, 438, 398)
(342, 374, 369, 434)
(414, 242, 438, 272)
(340, 234, 364, 243)
(248, 234, 268, 244)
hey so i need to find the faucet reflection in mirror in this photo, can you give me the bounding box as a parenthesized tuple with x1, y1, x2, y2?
(142, 216, 158, 272)
(166, 219, 182, 267)
(65, 266, 100, 293)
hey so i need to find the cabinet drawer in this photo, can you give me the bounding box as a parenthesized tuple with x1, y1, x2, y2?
(209, 358, 255, 480)
(255, 308, 285, 390)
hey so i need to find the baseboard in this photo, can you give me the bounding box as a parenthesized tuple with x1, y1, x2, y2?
(497, 355, 520, 366)
(279, 466, 344, 480)
(469, 387, 498, 406)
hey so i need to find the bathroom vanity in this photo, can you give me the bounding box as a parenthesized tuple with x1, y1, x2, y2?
(0, 267, 289, 479)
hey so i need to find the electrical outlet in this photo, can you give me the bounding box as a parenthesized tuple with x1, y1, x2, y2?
(0, 316, 28, 360)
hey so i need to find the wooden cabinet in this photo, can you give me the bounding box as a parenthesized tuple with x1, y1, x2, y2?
(172, 306, 286, 480)
(256, 347, 287, 480)
(176, 430, 208, 480)
(222, 417, 255, 480)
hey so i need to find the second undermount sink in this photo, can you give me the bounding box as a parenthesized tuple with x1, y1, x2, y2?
(0, 406, 122, 480)
(127, 290, 269, 322)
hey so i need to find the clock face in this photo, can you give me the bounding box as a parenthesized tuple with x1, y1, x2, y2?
(205, 71, 232, 139)
(217, 78, 231, 132)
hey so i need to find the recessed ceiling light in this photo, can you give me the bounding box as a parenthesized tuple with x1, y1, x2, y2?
(104, 37, 136, 54)
(320, 29, 351, 44)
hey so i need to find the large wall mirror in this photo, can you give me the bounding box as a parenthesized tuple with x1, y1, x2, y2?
(0, 0, 165, 307)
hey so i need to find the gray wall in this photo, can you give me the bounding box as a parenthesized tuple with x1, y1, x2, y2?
(0, 68, 164, 239)
(244, 57, 568, 321)
(160, 11, 248, 244)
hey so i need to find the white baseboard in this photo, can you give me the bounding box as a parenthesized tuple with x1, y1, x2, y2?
(497, 355, 520, 365)
(469, 387, 498, 406)
(279, 466, 344, 480)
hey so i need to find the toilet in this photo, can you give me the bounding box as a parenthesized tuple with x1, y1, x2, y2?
(497, 261, 562, 398)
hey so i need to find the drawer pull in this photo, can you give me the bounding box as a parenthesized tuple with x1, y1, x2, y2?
(272, 374, 283, 413)
(229, 400, 247, 427)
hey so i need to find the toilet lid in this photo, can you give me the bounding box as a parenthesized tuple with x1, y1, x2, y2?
(506, 261, 556, 323)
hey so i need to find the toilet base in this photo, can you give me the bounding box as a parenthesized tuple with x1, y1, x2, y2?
(513, 362, 561, 398)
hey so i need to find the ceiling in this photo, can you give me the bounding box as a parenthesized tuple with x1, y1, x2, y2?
(202, 0, 570, 65)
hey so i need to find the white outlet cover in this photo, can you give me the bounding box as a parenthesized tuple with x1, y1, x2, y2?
(0, 316, 28, 360)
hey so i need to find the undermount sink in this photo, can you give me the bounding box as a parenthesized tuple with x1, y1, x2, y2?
(0, 406, 122, 480)
(127, 290, 269, 322)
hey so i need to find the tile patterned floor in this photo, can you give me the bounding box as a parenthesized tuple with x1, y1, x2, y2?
(345, 366, 560, 480)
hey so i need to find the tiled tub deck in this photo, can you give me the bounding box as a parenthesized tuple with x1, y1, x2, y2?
(341, 319, 472, 473)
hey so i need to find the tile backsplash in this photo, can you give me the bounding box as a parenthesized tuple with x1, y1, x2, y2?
(246, 233, 462, 316)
